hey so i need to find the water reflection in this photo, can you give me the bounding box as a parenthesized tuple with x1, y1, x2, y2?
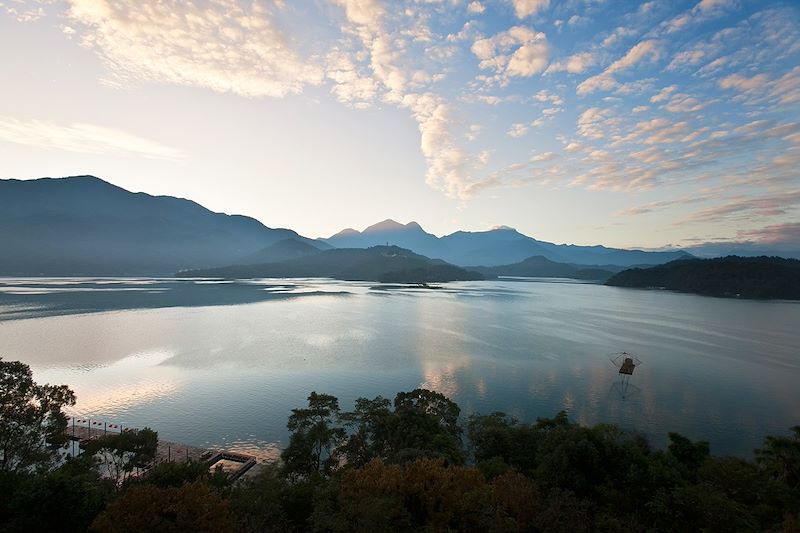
(0, 277, 798, 457)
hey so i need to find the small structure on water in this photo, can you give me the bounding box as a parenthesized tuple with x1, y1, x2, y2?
(609, 351, 643, 400)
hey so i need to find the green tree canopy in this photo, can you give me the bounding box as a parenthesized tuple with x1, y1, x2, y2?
(0, 357, 76, 473)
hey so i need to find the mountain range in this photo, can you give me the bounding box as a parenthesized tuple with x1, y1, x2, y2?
(325, 219, 691, 267)
(0, 176, 328, 276)
(0, 175, 699, 277)
(180, 245, 483, 283)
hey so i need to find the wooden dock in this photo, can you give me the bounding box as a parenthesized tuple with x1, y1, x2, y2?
(65, 419, 258, 479)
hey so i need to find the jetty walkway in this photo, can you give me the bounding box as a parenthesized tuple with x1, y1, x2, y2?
(65, 418, 258, 480)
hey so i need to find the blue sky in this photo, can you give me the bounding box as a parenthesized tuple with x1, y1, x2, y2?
(1, 0, 798, 250)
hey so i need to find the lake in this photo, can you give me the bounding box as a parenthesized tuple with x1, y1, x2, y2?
(1, 277, 798, 460)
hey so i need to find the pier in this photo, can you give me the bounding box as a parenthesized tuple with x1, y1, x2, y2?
(65, 418, 259, 480)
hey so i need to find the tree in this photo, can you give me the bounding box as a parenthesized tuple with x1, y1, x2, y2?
(0, 358, 76, 473)
(756, 426, 800, 490)
(319, 458, 501, 532)
(83, 428, 158, 485)
(282, 392, 346, 477)
(0, 455, 113, 533)
(386, 389, 464, 464)
(90, 481, 234, 532)
(667, 432, 710, 477)
(339, 396, 393, 468)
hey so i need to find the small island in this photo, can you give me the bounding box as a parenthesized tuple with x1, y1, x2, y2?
(605, 256, 800, 300)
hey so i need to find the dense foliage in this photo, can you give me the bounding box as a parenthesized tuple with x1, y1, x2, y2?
(1, 361, 799, 531)
(606, 255, 800, 299)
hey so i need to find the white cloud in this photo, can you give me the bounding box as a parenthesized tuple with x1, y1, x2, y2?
(719, 73, 770, 91)
(531, 151, 556, 162)
(467, 1, 485, 15)
(510, 0, 549, 19)
(2, 2, 46, 22)
(326, 50, 379, 108)
(602, 26, 636, 48)
(507, 123, 530, 138)
(577, 107, 612, 139)
(471, 26, 549, 78)
(577, 40, 662, 95)
(663, 93, 706, 113)
(662, 0, 736, 34)
(666, 48, 707, 71)
(606, 40, 663, 74)
(650, 85, 677, 103)
(0, 116, 185, 160)
(332, 0, 384, 31)
(67, 0, 324, 98)
(545, 52, 596, 74)
(532, 89, 564, 106)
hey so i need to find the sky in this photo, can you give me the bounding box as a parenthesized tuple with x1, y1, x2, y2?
(0, 0, 798, 250)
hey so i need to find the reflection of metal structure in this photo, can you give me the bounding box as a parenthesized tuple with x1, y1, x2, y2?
(609, 351, 643, 400)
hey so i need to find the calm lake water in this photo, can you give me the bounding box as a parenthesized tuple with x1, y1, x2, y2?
(1, 277, 798, 459)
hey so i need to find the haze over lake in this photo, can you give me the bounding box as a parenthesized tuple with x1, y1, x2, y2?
(1, 277, 798, 459)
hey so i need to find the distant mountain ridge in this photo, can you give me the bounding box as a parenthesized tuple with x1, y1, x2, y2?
(472, 256, 617, 281)
(180, 245, 484, 283)
(0, 176, 326, 276)
(325, 219, 693, 267)
(0, 176, 706, 277)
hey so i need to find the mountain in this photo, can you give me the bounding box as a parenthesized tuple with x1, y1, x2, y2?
(685, 241, 800, 260)
(325, 220, 693, 267)
(0, 176, 326, 276)
(472, 256, 616, 281)
(237, 238, 322, 265)
(605, 256, 800, 299)
(327, 219, 441, 255)
(180, 245, 484, 283)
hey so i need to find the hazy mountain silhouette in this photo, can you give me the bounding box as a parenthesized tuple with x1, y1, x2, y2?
(472, 255, 616, 281)
(0, 176, 326, 276)
(325, 220, 692, 267)
(180, 245, 483, 283)
(328, 219, 441, 254)
(238, 238, 322, 265)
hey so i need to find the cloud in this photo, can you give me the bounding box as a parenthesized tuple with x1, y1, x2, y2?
(650, 85, 677, 103)
(719, 73, 769, 91)
(663, 93, 706, 113)
(682, 191, 800, 223)
(471, 26, 549, 79)
(332, 0, 384, 31)
(0, 116, 185, 160)
(662, 0, 736, 34)
(577, 107, 612, 139)
(735, 223, 800, 246)
(66, 0, 324, 98)
(577, 40, 662, 95)
(2, 2, 46, 22)
(510, 0, 549, 19)
(467, 2, 485, 15)
(531, 151, 556, 162)
(666, 48, 707, 71)
(507, 123, 530, 138)
(545, 52, 596, 74)
(602, 26, 637, 48)
(719, 67, 800, 106)
(326, 51, 380, 108)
